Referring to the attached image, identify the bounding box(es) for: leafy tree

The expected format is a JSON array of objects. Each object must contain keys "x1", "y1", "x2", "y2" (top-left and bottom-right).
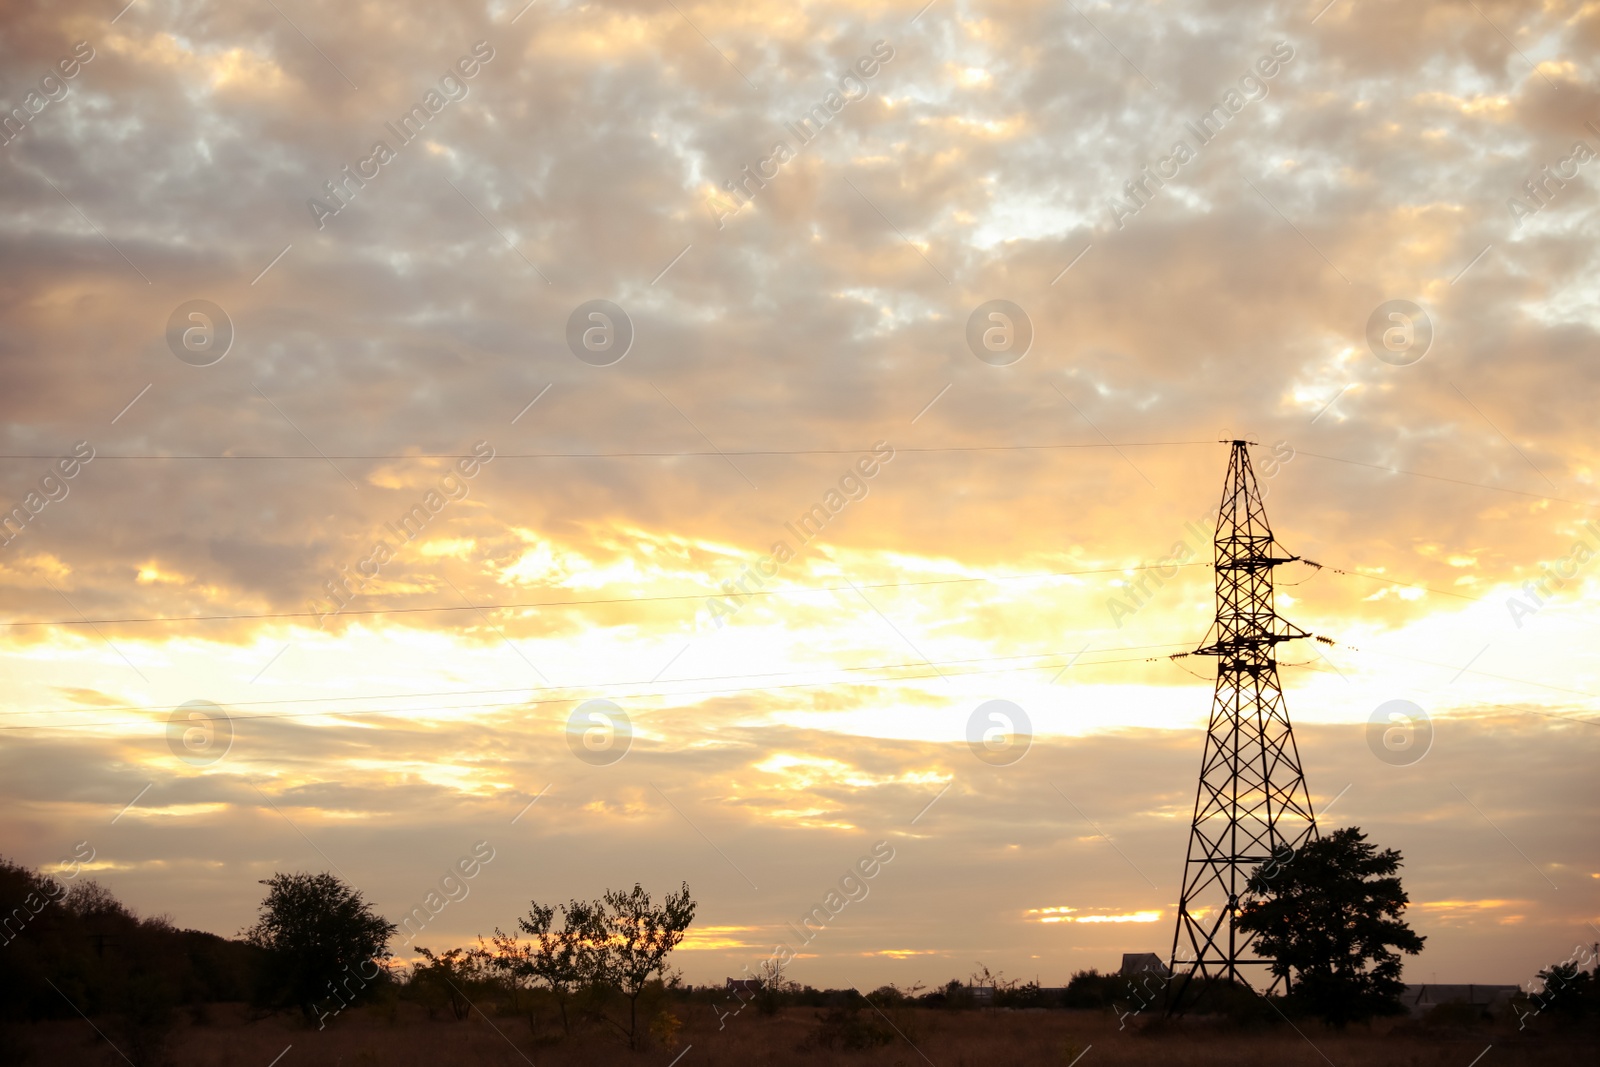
[
  {"x1": 242, "y1": 872, "x2": 397, "y2": 1022},
  {"x1": 489, "y1": 898, "x2": 606, "y2": 1034},
  {"x1": 1237, "y1": 826, "x2": 1425, "y2": 1026},
  {"x1": 486, "y1": 881, "x2": 695, "y2": 1047},
  {"x1": 1518, "y1": 952, "x2": 1600, "y2": 1027},
  {"x1": 596, "y1": 881, "x2": 696, "y2": 1049}
]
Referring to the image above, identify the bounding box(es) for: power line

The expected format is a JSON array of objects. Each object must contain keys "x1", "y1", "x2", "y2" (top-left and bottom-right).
[
  {"x1": 1301, "y1": 643, "x2": 1598, "y2": 728},
  {"x1": 0, "y1": 441, "x2": 1217, "y2": 461},
  {"x1": 1331, "y1": 642, "x2": 1600, "y2": 704},
  {"x1": 9, "y1": 442, "x2": 1592, "y2": 521},
  {"x1": 7, "y1": 642, "x2": 1192, "y2": 720},
  {"x1": 0, "y1": 555, "x2": 1477, "y2": 629},
  {"x1": 1296, "y1": 449, "x2": 1597, "y2": 510},
  {"x1": 1300, "y1": 559, "x2": 1485, "y2": 603},
  {"x1": 0, "y1": 643, "x2": 1195, "y2": 733},
  {"x1": 12, "y1": 628, "x2": 1597, "y2": 735},
  {"x1": 0, "y1": 563, "x2": 1211, "y2": 628},
  {"x1": 7, "y1": 441, "x2": 1589, "y2": 519}
]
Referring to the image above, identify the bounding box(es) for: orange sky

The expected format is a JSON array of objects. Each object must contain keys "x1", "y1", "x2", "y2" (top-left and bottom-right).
[{"x1": 0, "y1": 0, "x2": 1596, "y2": 988}]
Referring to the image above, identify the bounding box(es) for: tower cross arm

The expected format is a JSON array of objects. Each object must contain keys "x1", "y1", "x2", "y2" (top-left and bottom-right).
[{"x1": 1215, "y1": 554, "x2": 1301, "y2": 571}]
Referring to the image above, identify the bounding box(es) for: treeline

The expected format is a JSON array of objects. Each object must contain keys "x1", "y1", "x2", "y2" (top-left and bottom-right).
[
  {"x1": 236, "y1": 871, "x2": 700, "y2": 1051},
  {"x1": 5, "y1": 850, "x2": 1597, "y2": 1064},
  {"x1": 0, "y1": 857, "x2": 701, "y2": 1060},
  {"x1": 0, "y1": 857, "x2": 262, "y2": 1061}
]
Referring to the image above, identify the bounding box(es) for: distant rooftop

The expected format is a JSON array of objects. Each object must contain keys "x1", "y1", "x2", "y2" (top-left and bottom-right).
[{"x1": 1120, "y1": 952, "x2": 1170, "y2": 977}]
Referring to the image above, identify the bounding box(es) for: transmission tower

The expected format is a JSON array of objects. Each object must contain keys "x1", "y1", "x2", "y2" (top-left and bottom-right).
[{"x1": 1167, "y1": 440, "x2": 1318, "y2": 1007}]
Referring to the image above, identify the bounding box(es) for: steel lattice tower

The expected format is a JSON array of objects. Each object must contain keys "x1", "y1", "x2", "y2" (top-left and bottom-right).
[{"x1": 1167, "y1": 440, "x2": 1318, "y2": 1003}]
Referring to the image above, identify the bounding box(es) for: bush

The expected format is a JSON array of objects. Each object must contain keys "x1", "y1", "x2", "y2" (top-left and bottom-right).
[
  {"x1": 407, "y1": 947, "x2": 495, "y2": 1021},
  {"x1": 648, "y1": 1007, "x2": 683, "y2": 1050},
  {"x1": 1063, "y1": 969, "x2": 1126, "y2": 1010},
  {"x1": 920, "y1": 979, "x2": 972, "y2": 1009},
  {"x1": 801, "y1": 1001, "x2": 895, "y2": 1051},
  {"x1": 999, "y1": 979, "x2": 1055, "y2": 1009},
  {"x1": 110, "y1": 978, "x2": 178, "y2": 1067}
]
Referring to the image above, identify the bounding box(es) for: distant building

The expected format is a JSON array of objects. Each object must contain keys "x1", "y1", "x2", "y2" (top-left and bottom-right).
[
  {"x1": 1120, "y1": 952, "x2": 1170, "y2": 978},
  {"x1": 725, "y1": 977, "x2": 762, "y2": 996},
  {"x1": 1400, "y1": 984, "x2": 1519, "y2": 1017}
]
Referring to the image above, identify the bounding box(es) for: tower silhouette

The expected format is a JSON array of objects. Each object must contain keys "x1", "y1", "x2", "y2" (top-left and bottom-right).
[{"x1": 1167, "y1": 440, "x2": 1318, "y2": 1004}]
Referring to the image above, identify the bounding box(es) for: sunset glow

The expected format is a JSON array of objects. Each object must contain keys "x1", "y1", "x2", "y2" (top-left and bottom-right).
[{"x1": 1, "y1": 0, "x2": 1596, "y2": 999}]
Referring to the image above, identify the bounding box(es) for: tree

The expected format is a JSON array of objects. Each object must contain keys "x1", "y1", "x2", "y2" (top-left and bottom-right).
[
  {"x1": 969, "y1": 962, "x2": 1011, "y2": 1014},
  {"x1": 1518, "y1": 950, "x2": 1600, "y2": 1027},
  {"x1": 752, "y1": 955, "x2": 797, "y2": 1015},
  {"x1": 242, "y1": 872, "x2": 397, "y2": 1022},
  {"x1": 490, "y1": 898, "x2": 607, "y2": 1034},
  {"x1": 486, "y1": 881, "x2": 696, "y2": 1047},
  {"x1": 1236, "y1": 826, "x2": 1425, "y2": 1026},
  {"x1": 596, "y1": 881, "x2": 696, "y2": 1049},
  {"x1": 410, "y1": 946, "x2": 492, "y2": 1021}
]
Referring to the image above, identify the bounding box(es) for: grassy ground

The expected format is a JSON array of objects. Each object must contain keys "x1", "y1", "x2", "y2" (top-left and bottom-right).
[{"x1": 8, "y1": 1001, "x2": 1592, "y2": 1066}]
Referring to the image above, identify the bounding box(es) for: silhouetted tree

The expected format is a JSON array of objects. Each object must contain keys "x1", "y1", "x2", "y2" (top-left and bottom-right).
[
  {"x1": 1517, "y1": 951, "x2": 1600, "y2": 1027},
  {"x1": 597, "y1": 881, "x2": 695, "y2": 1049},
  {"x1": 485, "y1": 881, "x2": 695, "y2": 1046},
  {"x1": 490, "y1": 898, "x2": 606, "y2": 1034},
  {"x1": 969, "y1": 962, "x2": 1010, "y2": 1014},
  {"x1": 410, "y1": 946, "x2": 492, "y2": 1021},
  {"x1": 1237, "y1": 826, "x2": 1424, "y2": 1026},
  {"x1": 243, "y1": 872, "x2": 396, "y2": 1023},
  {"x1": 753, "y1": 956, "x2": 796, "y2": 1015}
]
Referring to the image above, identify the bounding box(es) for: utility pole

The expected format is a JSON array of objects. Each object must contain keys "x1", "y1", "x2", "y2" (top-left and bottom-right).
[{"x1": 1168, "y1": 440, "x2": 1318, "y2": 1010}]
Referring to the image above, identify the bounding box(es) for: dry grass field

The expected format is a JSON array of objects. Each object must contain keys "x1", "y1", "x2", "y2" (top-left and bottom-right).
[{"x1": 6, "y1": 1001, "x2": 1593, "y2": 1067}]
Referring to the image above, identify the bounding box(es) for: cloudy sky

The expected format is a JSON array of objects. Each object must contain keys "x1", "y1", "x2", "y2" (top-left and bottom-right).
[{"x1": 1, "y1": 0, "x2": 1597, "y2": 990}]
